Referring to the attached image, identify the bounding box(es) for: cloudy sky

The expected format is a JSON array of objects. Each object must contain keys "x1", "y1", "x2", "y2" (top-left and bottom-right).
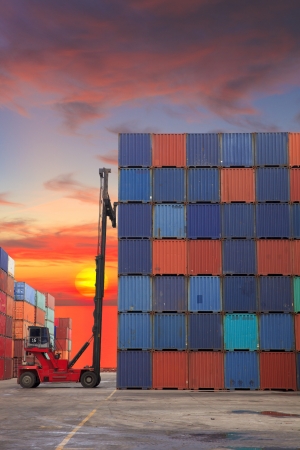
[{"x1": 1, "y1": 0, "x2": 300, "y2": 309}]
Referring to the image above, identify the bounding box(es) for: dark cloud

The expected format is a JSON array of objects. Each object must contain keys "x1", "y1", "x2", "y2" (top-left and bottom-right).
[
  {"x1": 54, "y1": 101, "x2": 102, "y2": 130},
  {"x1": 44, "y1": 173, "x2": 99, "y2": 204}
]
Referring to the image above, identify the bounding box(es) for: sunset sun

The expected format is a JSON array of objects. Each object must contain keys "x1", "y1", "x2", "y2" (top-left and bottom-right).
[{"x1": 75, "y1": 267, "x2": 108, "y2": 297}]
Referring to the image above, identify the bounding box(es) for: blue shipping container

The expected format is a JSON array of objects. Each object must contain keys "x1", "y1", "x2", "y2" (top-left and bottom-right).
[
  {"x1": 259, "y1": 276, "x2": 293, "y2": 312},
  {"x1": 187, "y1": 168, "x2": 220, "y2": 202},
  {"x1": 117, "y1": 351, "x2": 152, "y2": 389},
  {"x1": 225, "y1": 352, "x2": 259, "y2": 389},
  {"x1": 187, "y1": 204, "x2": 221, "y2": 239},
  {"x1": 188, "y1": 276, "x2": 221, "y2": 312},
  {"x1": 118, "y1": 313, "x2": 152, "y2": 349},
  {"x1": 119, "y1": 133, "x2": 151, "y2": 167},
  {"x1": 222, "y1": 204, "x2": 255, "y2": 238},
  {"x1": 223, "y1": 276, "x2": 257, "y2": 312},
  {"x1": 256, "y1": 203, "x2": 291, "y2": 238},
  {"x1": 153, "y1": 276, "x2": 187, "y2": 311},
  {"x1": 118, "y1": 276, "x2": 152, "y2": 312},
  {"x1": 224, "y1": 314, "x2": 258, "y2": 350},
  {"x1": 118, "y1": 240, "x2": 151, "y2": 275},
  {"x1": 14, "y1": 282, "x2": 36, "y2": 306},
  {"x1": 256, "y1": 168, "x2": 289, "y2": 202},
  {"x1": 260, "y1": 314, "x2": 294, "y2": 351},
  {"x1": 222, "y1": 240, "x2": 256, "y2": 275},
  {"x1": 119, "y1": 169, "x2": 151, "y2": 202},
  {"x1": 153, "y1": 168, "x2": 185, "y2": 202},
  {"x1": 188, "y1": 313, "x2": 223, "y2": 350},
  {"x1": 255, "y1": 132, "x2": 288, "y2": 166},
  {"x1": 118, "y1": 204, "x2": 152, "y2": 238},
  {"x1": 153, "y1": 204, "x2": 185, "y2": 238},
  {"x1": 221, "y1": 133, "x2": 254, "y2": 167},
  {"x1": 186, "y1": 133, "x2": 219, "y2": 167},
  {"x1": 153, "y1": 313, "x2": 186, "y2": 350},
  {"x1": 292, "y1": 204, "x2": 300, "y2": 238},
  {"x1": 0, "y1": 247, "x2": 8, "y2": 273}
]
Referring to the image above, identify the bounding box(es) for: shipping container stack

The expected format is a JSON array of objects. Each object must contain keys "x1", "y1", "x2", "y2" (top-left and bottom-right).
[
  {"x1": 54, "y1": 318, "x2": 72, "y2": 360},
  {"x1": 45, "y1": 293, "x2": 55, "y2": 345},
  {"x1": 0, "y1": 248, "x2": 15, "y2": 380},
  {"x1": 117, "y1": 132, "x2": 300, "y2": 390}
]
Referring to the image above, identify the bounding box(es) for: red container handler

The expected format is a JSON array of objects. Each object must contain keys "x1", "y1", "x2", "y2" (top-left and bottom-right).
[
  {"x1": 188, "y1": 240, "x2": 222, "y2": 275},
  {"x1": 289, "y1": 133, "x2": 300, "y2": 167},
  {"x1": 290, "y1": 169, "x2": 300, "y2": 201},
  {"x1": 152, "y1": 134, "x2": 186, "y2": 167},
  {"x1": 260, "y1": 352, "x2": 297, "y2": 390},
  {"x1": 153, "y1": 351, "x2": 188, "y2": 389},
  {"x1": 295, "y1": 315, "x2": 300, "y2": 351},
  {"x1": 0, "y1": 358, "x2": 4, "y2": 380},
  {"x1": 257, "y1": 240, "x2": 292, "y2": 275},
  {"x1": 189, "y1": 352, "x2": 224, "y2": 390},
  {"x1": 0, "y1": 291, "x2": 6, "y2": 315},
  {"x1": 221, "y1": 168, "x2": 255, "y2": 203},
  {"x1": 153, "y1": 240, "x2": 187, "y2": 275}
]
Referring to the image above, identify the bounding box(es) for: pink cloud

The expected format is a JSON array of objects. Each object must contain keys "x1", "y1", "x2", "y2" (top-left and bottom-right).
[
  {"x1": 0, "y1": 192, "x2": 22, "y2": 207},
  {"x1": 44, "y1": 173, "x2": 99, "y2": 204}
]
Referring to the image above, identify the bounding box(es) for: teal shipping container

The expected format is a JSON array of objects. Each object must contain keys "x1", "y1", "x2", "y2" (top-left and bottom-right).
[
  {"x1": 224, "y1": 314, "x2": 259, "y2": 351},
  {"x1": 36, "y1": 291, "x2": 46, "y2": 312}
]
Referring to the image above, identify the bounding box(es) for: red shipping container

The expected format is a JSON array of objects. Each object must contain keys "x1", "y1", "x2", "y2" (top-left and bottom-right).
[
  {"x1": 4, "y1": 358, "x2": 13, "y2": 379},
  {"x1": 0, "y1": 313, "x2": 6, "y2": 336},
  {"x1": 6, "y1": 275, "x2": 14, "y2": 297},
  {"x1": 260, "y1": 352, "x2": 297, "y2": 390},
  {"x1": 0, "y1": 336, "x2": 5, "y2": 356},
  {"x1": 152, "y1": 134, "x2": 186, "y2": 167},
  {"x1": 290, "y1": 168, "x2": 300, "y2": 201},
  {"x1": 289, "y1": 133, "x2": 300, "y2": 167},
  {"x1": 292, "y1": 241, "x2": 300, "y2": 275},
  {"x1": 15, "y1": 301, "x2": 35, "y2": 323},
  {"x1": 0, "y1": 269, "x2": 8, "y2": 294},
  {"x1": 35, "y1": 307, "x2": 45, "y2": 326},
  {"x1": 57, "y1": 318, "x2": 72, "y2": 328},
  {"x1": 257, "y1": 240, "x2": 292, "y2": 275},
  {"x1": 5, "y1": 316, "x2": 13, "y2": 338},
  {"x1": 0, "y1": 358, "x2": 4, "y2": 380},
  {"x1": 221, "y1": 168, "x2": 255, "y2": 203},
  {"x1": 153, "y1": 240, "x2": 187, "y2": 275},
  {"x1": 153, "y1": 351, "x2": 188, "y2": 389},
  {"x1": 55, "y1": 338, "x2": 68, "y2": 351},
  {"x1": 13, "y1": 339, "x2": 24, "y2": 358},
  {"x1": 5, "y1": 338, "x2": 13, "y2": 358},
  {"x1": 54, "y1": 318, "x2": 59, "y2": 327},
  {"x1": 189, "y1": 352, "x2": 224, "y2": 390},
  {"x1": 295, "y1": 314, "x2": 300, "y2": 351},
  {"x1": 6, "y1": 296, "x2": 14, "y2": 317},
  {"x1": 56, "y1": 327, "x2": 68, "y2": 339},
  {"x1": 13, "y1": 319, "x2": 32, "y2": 339},
  {"x1": 188, "y1": 240, "x2": 222, "y2": 275},
  {"x1": 68, "y1": 329, "x2": 72, "y2": 340},
  {"x1": 0, "y1": 291, "x2": 6, "y2": 315},
  {"x1": 45, "y1": 293, "x2": 55, "y2": 310}
]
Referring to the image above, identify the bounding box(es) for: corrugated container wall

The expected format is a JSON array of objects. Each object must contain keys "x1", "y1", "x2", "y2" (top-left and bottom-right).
[
  {"x1": 14, "y1": 282, "x2": 36, "y2": 306},
  {"x1": 117, "y1": 351, "x2": 151, "y2": 389},
  {"x1": 221, "y1": 168, "x2": 255, "y2": 202},
  {"x1": 186, "y1": 133, "x2": 219, "y2": 167},
  {"x1": 118, "y1": 204, "x2": 152, "y2": 238},
  {"x1": 153, "y1": 168, "x2": 185, "y2": 202},
  {"x1": 153, "y1": 240, "x2": 187, "y2": 275},
  {"x1": 188, "y1": 276, "x2": 221, "y2": 312},
  {"x1": 289, "y1": 133, "x2": 300, "y2": 167},
  {"x1": 118, "y1": 313, "x2": 152, "y2": 350},
  {"x1": 189, "y1": 352, "x2": 224, "y2": 389},
  {"x1": 224, "y1": 314, "x2": 258, "y2": 351},
  {"x1": 259, "y1": 314, "x2": 294, "y2": 351},
  {"x1": 153, "y1": 276, "x2": 187, "y2": 312},
  {"x1": 222, "y1": 204, "x2": 255, "y2": 238},
  {"x1": 258, "y1": 276, "x2": 293, "y2": 312},
  {"x1": 225, "y1": 352, "x2": 259, "y2": 389},
  {"x1": 256, "y1": 168, "x2": 289, "y2": 202},
  {"x1": 152, "y1": 134, "x2": 186, "y2": 167},
  {"x1": 188, "y1": 313, "x2": 222, "y2": 350},
  {"x1": 188, "y1": 240, "x2": 222, "y2": 275},
  {"x1": 257, "y1": 240, "x2": 292, "y2": 275},
  {"x1": 118, "y1": 169, "x2": 151, "y2": 202},
  {"x1": 118, "y1": 276, "x2": 152, "y2": 312},
  {"x1": 255, "y1": 132, "x2": 288, "y2": 166},
  {"x1": 119, "y1": 240, "x2": 151, "y2": 275},
  {"x1": 153, "y1": 313, "x2": 186, "y2": 350},
  {"x1": 152, "y1": 351, "x2": 188, "y2": 389},
  {"x1": 0, "y1": 248, "x2": 8, "y2": 273},
  {"x1": 260, "y1": 353, "x2": 297, "y2": 390},
  {"x1": 118, "y1": 133, "x2": 151, "y2": 167},
  {"x1": 221, "y1": 133, "x2": 254, "y2": 167},
  {"x1": 223, "y1": 276, "x2": 257, "y2": 312},
  {"x1": 256, "y1": 204, "x2": 291, "y2": 238},
  {"x1": 292, "y1": 204, "x2": 300, "y2": 238},
  {"x1": 188, "y1": 168, "x2": 220, "y2": 202},
  {"x1": 187, "y1": 204, "x2": 221, "y2": 239},
  {"x1": 153, "y1": 204, "x2": 185, "y2": 238},
  {"x1": 222, "y1": 240, "x2": 256, "y2": 275},
  {"x1": 290, "y1": 169, "x2": 300, "y2": 202}
]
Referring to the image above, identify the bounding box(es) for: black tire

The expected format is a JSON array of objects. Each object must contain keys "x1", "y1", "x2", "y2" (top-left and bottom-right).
[
  {"x1": 19, "y1": 372, "x2": 36, "y2": 388},
  {"x1": 80, "y1": 371, "x2": 98, "y2": 388},
  {"x1": 94, "y1": 374, "x2": 101, "y2": 387},
  {"x1": 32, "y1": 380, "x2": 40, "y2": 388}
]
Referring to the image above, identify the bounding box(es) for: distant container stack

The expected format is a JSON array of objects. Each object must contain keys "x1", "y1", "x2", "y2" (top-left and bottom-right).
[
  {"x1": 54, "y1": 318, "x2": 72, "y2": 360},
  {"x1": 0, "y1": 248, "x2": 15, "y2": 380},
  {"x1": 117, "y1": 132, "x2": 300, "y2": 390}
]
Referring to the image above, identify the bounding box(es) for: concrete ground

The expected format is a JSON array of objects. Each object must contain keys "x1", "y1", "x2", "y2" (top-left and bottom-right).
[{"x1": 0, "y1": 374, "x2": 299, "y2": 450}]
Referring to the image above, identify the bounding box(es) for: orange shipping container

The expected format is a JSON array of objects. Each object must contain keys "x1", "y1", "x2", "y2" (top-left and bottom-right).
[
  {"x1": 153, "y1": 240, "x2": 187, "y2": 275},
  {"x1": 7, "y1": 276, "x2": 14, "y2": 297},
  {"x1": 153, "y1": 351, "x2": 188, "y2": 389},
  {"x1": 35, "y1": 307, "x2": 45, "y2": 326},
  {"x1": 6, "y1": 296, "x2": 14, "y2": 318},
  {"x1": 56, "y1": 338, "x2": 68, "y2": 351},
  {"x1": 221, "y1": 168, "x2": 255, "y2": 202},
  {"x1": 189, "y1": 352, "x2": 224, "y2": 390},
  {"x1": 293, "y1": 241, "x2": 300, "y2": 275},
  {"x1": 290, "y1": 168, "x2": 300, "y2": 202},
  {"x1": 257, "y1": 240, "x2": 292, "y2": 275},
  {"x1": 289, "y1": 133, "x2": 300, "y2": 167},
  {"x1": 152, "y1": 134, "x2": 186, "y2": 167},
  {"x1": 5, "y1": 338, "x2": 13, "y2": 359},
  {"x1": 45, "y1": 293, "x2": 55, "y2": 310},
  {"x1": 260, "y1": 352, "x2": 296, "y2": 390},
  {"x1": 13, "y1": 319, "x2": 33, "y2": 339},
  {"x1": 14, "y1": 301, "x2": 35, "y2": 323},
  {"x1": 295, "y1": 314, "x2": 300, "y2": 351},
  {"x1": 56, "y1": 327, "x2": 68, "y2": 339},
  {"x1": 188, "y1": 240, "x2": 222, "y2": 275}
]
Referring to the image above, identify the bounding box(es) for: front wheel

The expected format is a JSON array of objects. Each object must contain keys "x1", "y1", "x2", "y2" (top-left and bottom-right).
[
  {"x1": 94, "y1": 374, "x2": 101, "y2": 387},
  {"x1": 19, "y1": 371, "x2": 36, "y2": 388},
  {"x1": 80, "y1": 371, "x2": 98, "y2": 388}
]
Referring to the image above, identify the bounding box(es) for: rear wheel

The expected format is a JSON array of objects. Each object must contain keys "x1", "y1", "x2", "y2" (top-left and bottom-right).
[
  {"x1": 80, "y1": 371, "x2": 98, "y2": 388},
  {"x1": 32, "y1": 380, "x2": 40, "y2": 388},
  {"x1": 19, "y1": 371, "x2": 36, "y2": 388}
]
